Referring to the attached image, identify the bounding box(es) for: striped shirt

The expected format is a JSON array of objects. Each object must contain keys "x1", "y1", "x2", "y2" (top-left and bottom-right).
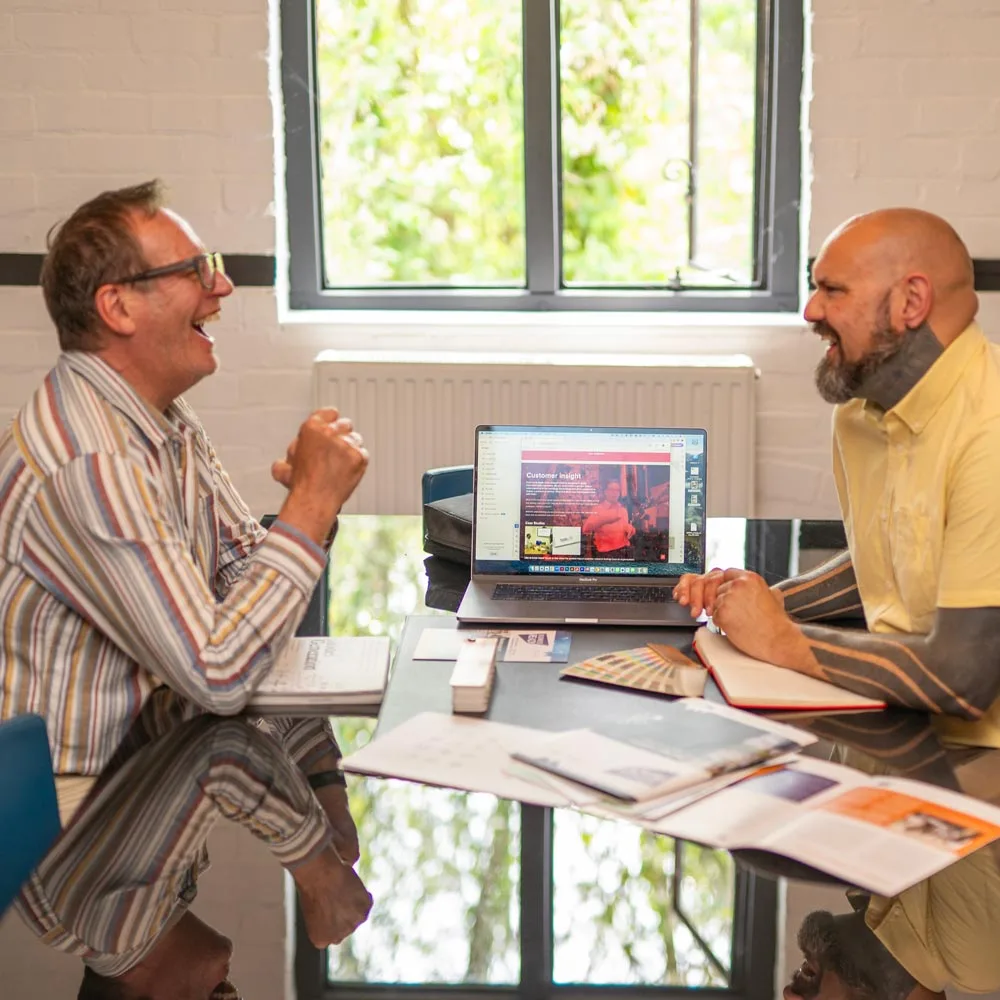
[{"x1": 0, "y1": 351, "x2": 328, "y2": 777}]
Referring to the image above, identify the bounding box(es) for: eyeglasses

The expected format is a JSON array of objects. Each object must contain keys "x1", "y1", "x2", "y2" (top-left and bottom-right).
[{"x1": 113, "y1": 252, "x2": 227, "y2": 291}]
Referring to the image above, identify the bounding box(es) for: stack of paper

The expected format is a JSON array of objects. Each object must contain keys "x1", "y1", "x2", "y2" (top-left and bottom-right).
[
  {"x1": 450, "y1": 636, "x2": 499, "y2": 714},
  {"x1": 249, "y1": 636, "x2": 391, "y2": 715}
]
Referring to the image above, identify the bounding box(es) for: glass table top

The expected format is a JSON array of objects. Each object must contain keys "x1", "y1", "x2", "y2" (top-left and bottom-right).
[{"x1": 317, "y1": 515, "x2": 1000, "y2": 991}]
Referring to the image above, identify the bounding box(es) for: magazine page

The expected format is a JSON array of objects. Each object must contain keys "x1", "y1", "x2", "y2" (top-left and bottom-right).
[
  {"x1": 651, "y1": 756, "x2": 1000, "y2": 896},
  {"x1": 511, "y1": 729, "x2": 713, "y2": 803},
  {"x1": 600, "y1": 697, "x2": 816, "y2": 769},
  {"x1": 512, "y1": 700, "x2": 816, "y2": 804}
]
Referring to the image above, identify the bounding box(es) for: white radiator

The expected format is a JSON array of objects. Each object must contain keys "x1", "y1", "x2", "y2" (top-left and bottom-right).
[{"x1": 313, "y1": 357, "x2": 757, "y2": 516}]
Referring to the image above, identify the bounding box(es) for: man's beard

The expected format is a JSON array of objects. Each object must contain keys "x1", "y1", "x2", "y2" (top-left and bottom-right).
[
  {"x1": 791, "y1": 910, "x2": 875, "y2": 1000},
  {"x1": 813, "y1": 296, "x2": 903, "y2": 404},
  {"x1": 790, "y1": 909, "x2": 914, "y2": 1000}
]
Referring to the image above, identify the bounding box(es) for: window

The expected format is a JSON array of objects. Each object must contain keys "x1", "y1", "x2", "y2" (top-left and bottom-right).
[
  {"x1": 280, "y1": 0, "x2": 802, "y2": 312},
  {"x1": 294, "y1": 516, "x2": 779, "y2": 1000}
]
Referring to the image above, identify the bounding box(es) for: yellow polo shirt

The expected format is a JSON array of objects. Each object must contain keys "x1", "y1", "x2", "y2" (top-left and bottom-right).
[
  {"x1": 866, "y1": 842, "x2": 1000, "y2": 992},
  {"x1": 832, "y1": 322, "x2": 1000, "y2": 745},
  {"x1": 862, "y1": 750, "x2": 1000, "y2": 992}
]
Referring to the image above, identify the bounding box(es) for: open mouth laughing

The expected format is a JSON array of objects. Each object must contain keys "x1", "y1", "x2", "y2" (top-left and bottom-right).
[
  {"x1": 813, "y1": 322, "x2": 841, "y2": 360},
  {"x1": 192, "y1": 310, "x2": 221, "y2": 343},
  {"x1": 784, "y1": 957, "x2": 821, "y2": 1000}
]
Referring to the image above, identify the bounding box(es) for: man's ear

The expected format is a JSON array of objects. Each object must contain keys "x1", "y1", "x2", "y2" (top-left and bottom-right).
[
  {"x1": 898, "y1": 272, "x2": 933, "y2": 330},
  {"x1": 94, "y1": 284, "x2": 138, "y2": 338}
]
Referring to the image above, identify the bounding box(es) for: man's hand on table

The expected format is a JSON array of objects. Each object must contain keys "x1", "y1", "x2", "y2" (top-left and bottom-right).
[{"x1": 674, "y1": 568, "x2": 816, "y2": 672}]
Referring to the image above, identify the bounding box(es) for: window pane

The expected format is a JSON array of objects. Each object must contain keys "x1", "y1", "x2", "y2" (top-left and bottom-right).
[
  {"x1": 328, "y1": 746, "x2": 522, "y2": 985},
  {"x1": 552, "y1": 812, "x2": 734, "y2": 985},
  {"x1": 314, "y1": 0, "x2": 525, "y2": 287},
  {"x1": 559, "y1": 0, "x2": 758, "y2": 287},
  {"x1": 326, "y1": 515, "x2": 447, "y2": 644},
  {"x1": 706, "y1": 517, "x2": 747, "y2": 572}
]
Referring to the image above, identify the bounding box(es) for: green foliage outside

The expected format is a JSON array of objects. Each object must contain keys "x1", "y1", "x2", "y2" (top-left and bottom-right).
[
  {"x1": 315, "y1": 0, "x2": 757, "y2": 290},
  {"x1": 324, "y1": 516, "x2": 736, "y2": 986}
]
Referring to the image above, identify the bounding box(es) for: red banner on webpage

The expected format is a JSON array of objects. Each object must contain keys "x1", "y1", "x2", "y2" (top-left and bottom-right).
[
  {"x1": 521, "y1": 450, "x2": 670, "y2": 464},
  {"x1": 518, "y1": 460, "x2": 675, "y2": 563}
]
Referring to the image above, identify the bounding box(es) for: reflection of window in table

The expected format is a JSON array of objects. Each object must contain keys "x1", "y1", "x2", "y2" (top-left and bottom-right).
[{"x1": 294, "y1": 516, "x2": 776, "y2": 1000}]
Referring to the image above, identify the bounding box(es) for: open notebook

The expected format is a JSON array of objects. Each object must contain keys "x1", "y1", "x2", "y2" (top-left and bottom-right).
[
  {"x1": 249, "y1": 636, "x2": 391, "y2": 715},
  {"x1": 693, "y1": 627, "x2": 885, "y2": 712}
]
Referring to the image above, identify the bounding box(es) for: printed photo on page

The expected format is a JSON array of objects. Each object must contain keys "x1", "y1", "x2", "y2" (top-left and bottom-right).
[
  {"x1": 413, "y1": 627, "x2": 571, "y2": 663},
  {"x1": 501, "y1": 630, "x2": 572, "y2": 663}
]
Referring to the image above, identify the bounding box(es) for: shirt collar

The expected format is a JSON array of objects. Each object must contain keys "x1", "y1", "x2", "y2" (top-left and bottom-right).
[
  {"x1": 60, "y1": 351, "x2": 199, "y2": 447},
  {"x1": 873, "y1": 322, "x2": 986, "y2": 434}
]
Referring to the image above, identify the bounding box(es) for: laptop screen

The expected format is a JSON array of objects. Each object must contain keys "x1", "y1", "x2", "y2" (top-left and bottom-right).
[{"x1": 472, "y1": 425, "x2": 707, "y2": 578}]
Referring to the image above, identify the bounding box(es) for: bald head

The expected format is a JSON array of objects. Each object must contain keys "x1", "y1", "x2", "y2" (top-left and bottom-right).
[{"x1": 819, "y1": 208, "x2": 976, "y2": 342}]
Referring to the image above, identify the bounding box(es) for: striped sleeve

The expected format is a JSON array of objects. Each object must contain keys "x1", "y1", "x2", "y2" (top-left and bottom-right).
[
  {"x1": 776, "y1": 549, "x2": 867, "y2": 623},
  {"x1": 208, "y1": 436, "x2": 267, "y2": 597},
  {"x1": 23, "y1": 453, "x2": 326, "y2": 715},
  {"x1": 265, "y1": 715, "x2": 341, "y2": 770},
  {"x1": 799, "y1": 606, "x2": 1000, "y2": 719}
]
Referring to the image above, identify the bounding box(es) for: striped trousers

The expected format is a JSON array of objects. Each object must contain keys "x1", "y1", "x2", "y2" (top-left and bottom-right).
[{"x1": 15, "y1": 712, "x2": 333, "y2": 979}]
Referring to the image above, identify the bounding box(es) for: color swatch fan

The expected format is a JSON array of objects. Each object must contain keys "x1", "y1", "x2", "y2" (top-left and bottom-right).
[{"x1": 560, "y1": 645, "x2": 707, "y2": 698}]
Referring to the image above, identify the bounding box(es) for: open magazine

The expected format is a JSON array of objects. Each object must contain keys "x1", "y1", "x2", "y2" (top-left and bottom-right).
[
  {"x1": 342, "y1": 704, "x2": 1000, "y2": 895},
  {"x1": 512, "y1": 697, "x2": 812, "y2": 802},
  {"x1": 648, "y1": 755, "x2": 1000, "y2": 897}
]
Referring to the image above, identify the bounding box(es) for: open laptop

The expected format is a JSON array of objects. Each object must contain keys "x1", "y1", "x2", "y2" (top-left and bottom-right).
[{"x1": 456, "y1": 425, "x2": 708, "y2": 626}]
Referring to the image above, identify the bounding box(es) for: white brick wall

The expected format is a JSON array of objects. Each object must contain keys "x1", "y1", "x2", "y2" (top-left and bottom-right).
[{"x1": 2, "y1": 0, "x2": 1000, "y2": 996}]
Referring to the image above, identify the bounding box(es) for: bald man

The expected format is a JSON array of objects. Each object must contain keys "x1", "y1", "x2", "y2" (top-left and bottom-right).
[{"x1": 675, "y1": 208, "x2": 1000, "y2": 747}]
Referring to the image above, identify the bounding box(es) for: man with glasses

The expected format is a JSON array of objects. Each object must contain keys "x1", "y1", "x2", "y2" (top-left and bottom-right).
[{"x1": 0, "y1": 180, "x2": 372, "y2": 999}]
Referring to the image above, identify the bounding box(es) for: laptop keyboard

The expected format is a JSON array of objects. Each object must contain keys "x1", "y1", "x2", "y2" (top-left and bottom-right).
[{"x1": 492, "y1": 584, "x2": 675, "y2": 604}]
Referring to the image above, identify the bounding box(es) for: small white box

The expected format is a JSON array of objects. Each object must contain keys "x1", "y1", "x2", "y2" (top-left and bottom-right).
[{"x1": 450, "y1": 636, "x2": 499, "y2": 714}]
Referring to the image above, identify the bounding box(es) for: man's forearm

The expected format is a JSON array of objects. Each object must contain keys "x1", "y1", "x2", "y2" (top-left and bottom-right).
[
  {"x1": 798, "y1": 712, "x2": 959, "y2": 789},
  {"x1": 791, "y1": 607, "x2": 1000, "y2": 719},
  {"x1": 775, "y1": 549, "x2": 866, "y2": 624}
]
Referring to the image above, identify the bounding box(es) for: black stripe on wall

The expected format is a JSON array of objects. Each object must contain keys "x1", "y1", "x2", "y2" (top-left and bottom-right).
[
  {"x1": 805, "y1": 258, "x2": 1000, "y2": 293},
  {"x1": 0, "y1": 253, "x2": 276, "y2": 288},
  {"x1": 974, "y1": 260, "x2": 1000, "y2": 291},
  {"x1": 3, "y1": 253, "x2": 1000, "y2": 292}
]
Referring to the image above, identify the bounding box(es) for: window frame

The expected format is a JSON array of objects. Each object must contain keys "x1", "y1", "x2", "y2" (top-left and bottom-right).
[
  {"x1": 280, "y1": 0, "x2": 803, "y2": 313},
  {"x1": 294, "y1": 805, "x2": 779, "y2": 1000}
]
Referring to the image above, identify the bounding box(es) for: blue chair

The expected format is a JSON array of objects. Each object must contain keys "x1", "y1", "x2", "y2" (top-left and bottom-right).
[
  {"x1": 0, "y1": 714, "x2": 61, "y2": 917},
  {"x1": 421, "y1": 465, "x2": 473, "y2": 506}
]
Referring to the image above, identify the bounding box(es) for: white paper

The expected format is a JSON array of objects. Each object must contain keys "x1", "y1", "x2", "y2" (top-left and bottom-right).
[
  {"x1": 413, "y1": 627, "x2": 571, "y2": 663},
  {"x1": 342, "y1": 712, "x2": 572, "y2": 808}
]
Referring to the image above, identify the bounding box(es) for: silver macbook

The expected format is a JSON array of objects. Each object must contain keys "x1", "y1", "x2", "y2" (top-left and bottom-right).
[{"x1": 456, "y1": 425, "x2": 708, "y2": 626}]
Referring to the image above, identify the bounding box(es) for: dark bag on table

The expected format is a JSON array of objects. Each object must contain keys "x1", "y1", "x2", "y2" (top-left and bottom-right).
[{"x1": 422, "y1": 493, "x2": 473, "y2": 565}]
